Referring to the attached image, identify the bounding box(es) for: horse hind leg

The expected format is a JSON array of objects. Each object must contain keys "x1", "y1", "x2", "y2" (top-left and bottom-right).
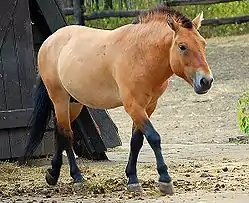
[
  {"x1": 45, "y1": 120, "x2": 64, "y2": 185},
  {"x1": 45, "y1": 91, "x2": 83, "y2": 185},
  {"x1": 67, "y1": 102, "x2": 84, "y2": 185}
]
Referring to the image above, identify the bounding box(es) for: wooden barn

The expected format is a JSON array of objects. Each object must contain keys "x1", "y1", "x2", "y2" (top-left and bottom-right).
[{"x1": 0, "y1": 0, "x2": 121, "y2": 161}]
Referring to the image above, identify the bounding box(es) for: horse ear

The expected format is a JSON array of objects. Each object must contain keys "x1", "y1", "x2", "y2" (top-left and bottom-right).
[
  {"x1": 192, "y1": 11, "x2": 204, "y2": 30},
  {"x1": 167, "y1": 15, "x2": 179, "y2": 33}
]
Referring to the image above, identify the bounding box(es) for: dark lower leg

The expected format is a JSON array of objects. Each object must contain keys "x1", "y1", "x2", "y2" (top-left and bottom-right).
[
  {"x1": 46, "y1": 132, "x2": 64, "y2": 185},
  {"x1": 142, "y1": 119, "x2": 171, "y2": 183},
  {"x1": 65, "y1": 146, "x2": 82, "y2": 183},
  {"x1": 59, "y1": 129, "x2": 82, "y2": 183},
  {"x1": 125, "y1": 124, "x2": 144, "y2": 185},
  {"x1": 51, "y1": 133, "x2": 64, "y2": 175},
  {"x1": 54, "y1": 127, "x2": 82, "y2": 183}
]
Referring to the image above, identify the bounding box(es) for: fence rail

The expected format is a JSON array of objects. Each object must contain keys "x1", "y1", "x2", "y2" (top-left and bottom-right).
[
  {"x1": 158, "y1": 0, "x2": 242, "y2": 6},
  {"x1": 62, "y1": 0, "x2": 249, "y2": 27}
]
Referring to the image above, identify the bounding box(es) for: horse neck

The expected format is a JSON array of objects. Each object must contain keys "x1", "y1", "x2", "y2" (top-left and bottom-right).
[{"x1": 131, "y1": 22, "x2": 174, "y2": 82}]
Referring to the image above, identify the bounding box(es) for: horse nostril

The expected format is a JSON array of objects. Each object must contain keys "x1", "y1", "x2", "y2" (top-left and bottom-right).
[
  {"x1": 200, "y1": 77, "x2": 213, "y2": 88},
  {"x1": 200, "y1": 78, "x2": 208, "y2": 86}
]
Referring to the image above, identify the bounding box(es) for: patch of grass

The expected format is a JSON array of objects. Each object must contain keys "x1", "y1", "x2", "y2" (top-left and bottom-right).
[{"x1": 237, "y1": 91, "x2": 249, "y2": 135}]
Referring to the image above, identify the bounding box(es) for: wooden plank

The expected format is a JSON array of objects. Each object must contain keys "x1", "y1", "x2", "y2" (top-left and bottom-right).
[
  {"x1": 1, "y1": 22, "x2": 22, "y2": 110},
  {"x1": 32, "y1": 23, "x2": 47, "y2": 58},
  {"x1": 29, "y1": 0, "x2": 52, "y2": 39},
  {"x1": 13, "y1": 0, "x2": 36, "y2": 108},
  {"x1": 84, "y1": 9, "x2": 141, "y2": 20},
  {"x1": 9, "y1": 129, "x2": 54, "y2": 159},
  {"x1": 0, "y1": 130, "x2": 11, "y2": 159},
  {"x1": 163, "y1": 0, "x2": 242, "y2": 6},
  {"x1": 43, "y1": 131, "x2": 55, "y2": 155},
  {"x1": 72, "y1": 120, "x2": 94, "y2": 158},
  {"x1": 78, "y1": 11, "x2": 249, "y2": 27},
  {"x1": 9, "y1": 128, "x2": 34, "y2": 158},
  {"x1": 73, "y1": 117, "x2": 108, "y2": 160},
  {"x1": 73, "y1": 0, "x2": 84, "y2": 25},
  {"x1": 76, "y1": 106, "x2": 107, "y2": 153},
  {"x1": 0, "y1": 108, "x2": 55, "y2": 130},
  {"x1": 32, "y1": 134, "x2": 44, "y2": 157},
  {"x1": 0, "y1": 0, "x2": 18, "y2": 49},
  {"x1": 202, "y1": 15, "x2": 249, "y2": 26},
  {"x1": 72, "y1": 116, "x2": 96, "y2": 155},
  {"x1": 35, "y1": 0, "x2": 67, "y2": 33},
  {"x1": 62, "y1": 7, "x2": 74, "y2": 15},
  {"x1": 1, "y1": 128, "x2": 54, "y2": 160},
  {"x1": 88, "y1": 108, "x2": 121, "y2": 149},
  {"x1": 0, "y1": 0, "x2": 13, "y2": 111},
  {"x1": 0, "y1": 53, "x2": 6, "y2": 111},
  {"x1": 0, "y1": 109, "x2": 32, "y2": 130}
]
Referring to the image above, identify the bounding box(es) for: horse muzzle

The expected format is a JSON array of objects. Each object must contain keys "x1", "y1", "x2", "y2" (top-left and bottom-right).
[{"x1": 193, "y1": 72, "x2": 214, "y2": 94}]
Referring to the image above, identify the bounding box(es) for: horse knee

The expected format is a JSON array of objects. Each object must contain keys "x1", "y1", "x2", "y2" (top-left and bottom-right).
[
  {"x1": 142, "y1": 119, "x2": 161, "y2": 149},
  {"x1": 124, "y1": 103, "x2": 148, "y2": 128},
  {"x1": 57, "y1": 126, "x2": 73, "y2": 140},
  {"x1": 54, "y1": 102, "x2": 73, "y2": 139}
]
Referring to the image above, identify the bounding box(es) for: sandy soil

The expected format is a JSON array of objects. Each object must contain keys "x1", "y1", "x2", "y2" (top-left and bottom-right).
[{"x1": 0, "y1": 34, "x2": 249, "y2": 202}]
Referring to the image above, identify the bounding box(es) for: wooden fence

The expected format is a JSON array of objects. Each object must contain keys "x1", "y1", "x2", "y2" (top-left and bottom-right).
[{"x1": 61, "y1": 0, "x2": 249, "y2": 27}]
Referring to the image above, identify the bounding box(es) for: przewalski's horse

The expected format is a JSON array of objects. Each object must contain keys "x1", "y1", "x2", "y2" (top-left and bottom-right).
[{"x1": 20, "y1": 4, "x2": 213, "y2": 195}]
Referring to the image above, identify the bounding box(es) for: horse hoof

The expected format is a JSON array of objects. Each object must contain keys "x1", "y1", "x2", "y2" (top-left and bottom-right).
[
  {"x1": 127, "y1": 183, "x2": 143, "y2": 193},
  {"x1": 45, "y1": 169, "x2": 58, "y2": 186},
  {"x1": 73, "y1": 181, "x2": 83, "y2": 188},
  {"x1": 158, "y1": 181, "x2": 174, "y2": 195}
]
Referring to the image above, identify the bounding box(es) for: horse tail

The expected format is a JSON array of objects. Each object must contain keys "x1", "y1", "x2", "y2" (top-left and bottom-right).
[{"x1": 18, "y1": 76, "x2": 53, "y2": 165}]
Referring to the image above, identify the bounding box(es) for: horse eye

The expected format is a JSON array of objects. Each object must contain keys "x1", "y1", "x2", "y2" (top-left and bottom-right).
[{"x1": 179, "y1": 44, "x2": 187, "y2": 51}]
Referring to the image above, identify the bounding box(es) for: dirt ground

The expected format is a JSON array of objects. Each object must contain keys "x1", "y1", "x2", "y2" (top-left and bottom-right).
[{"x1": 0, "y1": 34, "x2": 249, "y2": 202}]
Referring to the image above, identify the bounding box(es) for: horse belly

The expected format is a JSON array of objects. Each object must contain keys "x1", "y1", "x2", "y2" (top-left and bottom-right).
[
  {"x1": 62, "y1": 76, "x2": 122, "y2": 109},
  {"x1": 78, "y1": 86, "x2": 122, "y2": 109}
]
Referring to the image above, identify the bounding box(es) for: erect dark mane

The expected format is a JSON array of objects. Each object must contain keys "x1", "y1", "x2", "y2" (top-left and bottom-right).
[{"x1": 133, "y1": 3, "x2": 193, "y2": 29}]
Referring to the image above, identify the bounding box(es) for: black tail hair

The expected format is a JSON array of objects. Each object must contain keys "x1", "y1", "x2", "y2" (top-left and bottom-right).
[{"x1": 18, "y1": 76, "x2": 53, "y2": 165}]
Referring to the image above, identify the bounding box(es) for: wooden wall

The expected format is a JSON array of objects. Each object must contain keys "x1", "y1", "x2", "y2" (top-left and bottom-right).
[{"x1": 0, "y1": 0, "x2": 54, "y2": 159}]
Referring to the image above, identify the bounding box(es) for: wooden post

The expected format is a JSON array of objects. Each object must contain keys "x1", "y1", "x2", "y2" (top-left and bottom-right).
[{"x1": 73, "y1": 0, "x2": 84, "y2": 25}]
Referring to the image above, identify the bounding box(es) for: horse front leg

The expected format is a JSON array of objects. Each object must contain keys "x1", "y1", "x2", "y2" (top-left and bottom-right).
[
  {"x1": 125, "y1": 123, "x2": 144, "y2": 192},
  {"x1": 124, "y1": 99, "x2": 173, "y2": 195},
  {"x1": 125, "y1": 103, "x2": 157, "y2": 192},
  {"x1": 142, "y1": 119, "x2": 173, "y2": 195}
]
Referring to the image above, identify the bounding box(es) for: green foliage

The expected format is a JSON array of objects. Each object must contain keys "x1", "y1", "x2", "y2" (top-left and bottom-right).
[
  {"x1": 65, "y1": 15, "x2": 75, "y2": 24},
  {"x1": 237, "y1": 91, "x2": 249, "y2": 135},
  {"x1": 65, "y1": 0, "x2": 249, "y2": 37},
  {"x1": 85, "y1": 17, "x2": 132, "y2": 30},
  {"x1": 177, "y1": 0, "x2": 249, "y2": 38}
]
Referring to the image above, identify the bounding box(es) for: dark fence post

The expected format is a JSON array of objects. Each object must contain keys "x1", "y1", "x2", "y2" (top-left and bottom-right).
[{"x1": 73, "y1": 0, "x2": 85, "y2": 25}]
